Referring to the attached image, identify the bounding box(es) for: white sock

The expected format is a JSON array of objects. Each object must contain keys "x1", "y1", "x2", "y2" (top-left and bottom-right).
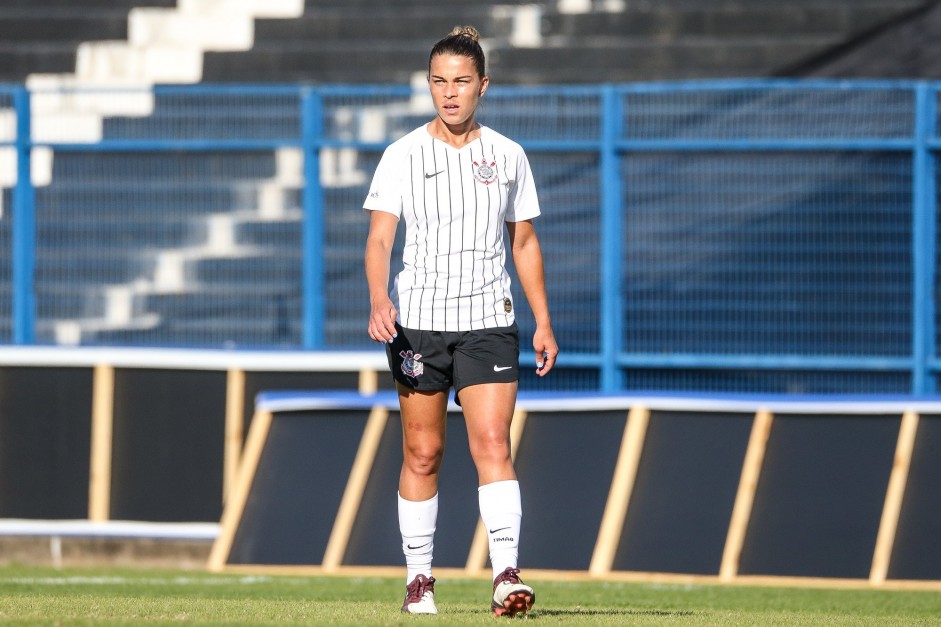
[
  {"x1": 398, "y1": 492, "x2": 437, "y2": 583},
  {"x1": 478, "y1": 479, "x2": 522, "y2": 580}
]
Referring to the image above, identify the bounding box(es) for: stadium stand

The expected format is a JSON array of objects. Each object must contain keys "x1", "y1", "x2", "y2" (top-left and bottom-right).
[
  {"x1": 201, "y1": 0, "x2": 929, "y2": 84},
  {"x1": 0, "y1": 0, "x2": 177, "y2": 83},
  {"x1": 0, "y1": 0, "x2": 936, "y2": 348},
  {"x1": 802, "y1": 1, "x2": 941, "y2": 77}
]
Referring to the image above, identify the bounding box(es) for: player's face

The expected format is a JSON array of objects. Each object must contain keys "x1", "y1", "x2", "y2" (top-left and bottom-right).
[{"x1": 428, "y1": 54, "x2": 489, "y2": 129}]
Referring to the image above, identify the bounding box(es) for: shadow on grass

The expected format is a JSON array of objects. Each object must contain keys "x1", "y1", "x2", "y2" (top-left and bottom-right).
[{"x1": 534, "y1": 608, "x2": 697, "y2": 618}]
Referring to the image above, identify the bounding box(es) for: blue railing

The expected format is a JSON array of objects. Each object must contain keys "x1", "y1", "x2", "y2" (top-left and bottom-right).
[{"x1": 0, "y1": 79, "x2": 937, "y2": 394}]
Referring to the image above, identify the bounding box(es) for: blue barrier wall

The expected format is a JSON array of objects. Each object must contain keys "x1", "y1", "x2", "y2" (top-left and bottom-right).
[{"x1": 0, "y1": 80, "x2": 938, "y2": 394}]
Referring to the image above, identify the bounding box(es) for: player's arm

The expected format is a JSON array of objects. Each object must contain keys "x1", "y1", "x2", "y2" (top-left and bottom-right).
[
  {"x1": 507, "y1": 219, "x2": 558, "y2": 375},
  {"x1": 365, "y1": 210, "x2": 399, "y2": 343}
]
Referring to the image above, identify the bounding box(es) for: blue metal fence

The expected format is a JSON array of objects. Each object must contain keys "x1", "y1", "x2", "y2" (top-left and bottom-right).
[{"x1": 0, "y1": 79, "x2": 938, "y2": 394}]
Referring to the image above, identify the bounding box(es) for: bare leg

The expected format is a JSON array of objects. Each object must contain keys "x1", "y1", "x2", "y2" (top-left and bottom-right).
[
  {"x1": 459, "y1": 381, "x2": 518, "y2": 485},
  {"x1": 397, "y1": 384, "x2": 448, "y2": 501},
  {"x1": 459, "y1": 381, "x2": 533, "y2": 615},
  {"x1": 397, "y1": 384, "x2": 448, "y2": 603}
]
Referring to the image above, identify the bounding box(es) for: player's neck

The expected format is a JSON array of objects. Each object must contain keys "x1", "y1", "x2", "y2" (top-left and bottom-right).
[{"x1": 427, "y1": 119, "x2": 481, "y2": 149}]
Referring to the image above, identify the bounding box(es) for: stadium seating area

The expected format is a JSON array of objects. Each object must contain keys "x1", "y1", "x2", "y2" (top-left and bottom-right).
[
  {"x1": 0, "y1": 0, "x2": 936, "y2": 349},
  {"x1": 203, "y1": 0, "x2": 929, "y2": 84},
  {"x1": 1, "y1": 0, "x2": 932, "y2": 85},
  {"x1": 0, "y1": 0, "x2": 177, "y2": 83}
]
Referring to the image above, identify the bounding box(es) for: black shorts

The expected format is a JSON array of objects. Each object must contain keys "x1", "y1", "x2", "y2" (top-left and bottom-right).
[{"x1": 386, "y1": 322, "x2": 519, "y2": 395}]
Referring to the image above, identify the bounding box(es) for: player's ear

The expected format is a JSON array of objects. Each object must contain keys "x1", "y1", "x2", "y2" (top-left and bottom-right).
[{"x1": 479, "y1": 75, "x2": 489, "y2": 97}]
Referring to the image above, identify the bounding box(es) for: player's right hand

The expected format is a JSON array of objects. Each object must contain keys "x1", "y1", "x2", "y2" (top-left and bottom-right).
[{"x1": 368, "y1": 299, "x2": 398, "y2": 343}]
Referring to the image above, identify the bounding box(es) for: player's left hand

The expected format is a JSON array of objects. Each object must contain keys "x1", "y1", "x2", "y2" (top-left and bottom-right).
[{"x1": 533, "y1": 327, "x2": 558, "y2": 376}]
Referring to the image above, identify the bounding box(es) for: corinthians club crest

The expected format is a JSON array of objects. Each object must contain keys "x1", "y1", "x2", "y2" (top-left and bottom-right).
[
  {"x1": 473, "y1": 159, "x2": 497, "y2": 185},
  {"x1": 399, "y1": 350, "x2": 424, "y2": 378}
]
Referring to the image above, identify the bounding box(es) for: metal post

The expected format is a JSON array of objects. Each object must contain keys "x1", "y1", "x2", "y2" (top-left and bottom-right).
[
  {"x1": 301, "y1": 88, "x2": 326, "y2": 349},
  {"x1": 911, "y1": 82, "x2": 937, "y2": 394},
  {"x1": 600, "y1": 85, "x2": 624, "y2": 391},
  {"x1": 12, "y1": 86, "x2": 35, "y2": 345}
]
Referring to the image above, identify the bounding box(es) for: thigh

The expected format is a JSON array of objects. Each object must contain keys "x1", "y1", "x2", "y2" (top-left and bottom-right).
[
  {"x1": 458, "y1": 381, "x2": 518, "y2": 436},
  {"x1": 398, "y1": 384, "x2": 449, "y2": 449}
]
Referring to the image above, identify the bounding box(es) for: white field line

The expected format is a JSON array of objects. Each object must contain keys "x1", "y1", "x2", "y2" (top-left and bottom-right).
[{"x1": 0, "y1": 575, "x2": 307, "y2": 586}]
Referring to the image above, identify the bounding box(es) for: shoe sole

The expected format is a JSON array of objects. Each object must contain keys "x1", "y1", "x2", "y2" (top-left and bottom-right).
[
  {"x1": 491, "y1": 589, "x2": 535, "y2": 617},
  {"x1": 402, "y1": 607, "x2": 438, "y2": 615}
]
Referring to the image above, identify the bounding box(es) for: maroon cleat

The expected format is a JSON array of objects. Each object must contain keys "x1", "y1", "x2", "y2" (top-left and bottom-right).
[
  {"x1": 490, "y1": 567, "x2": 535, "y2": 617},
  {"x1": 401, "y1": 573, "x2": 437, "y2": 614}
]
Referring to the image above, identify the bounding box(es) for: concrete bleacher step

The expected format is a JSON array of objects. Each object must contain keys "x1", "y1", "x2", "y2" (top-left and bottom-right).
[
  {"x1": 0, "y1": 0, "x2": 175, "y2": 9},
  {"x1": 252, "y1": 10, "x2": 512, "y2": 42},
  {"x1": 50, "y1": 151, "x2": 279, "y2": 180},
  {"x1": 540, "y1": 3, "x2": 923, "y2": 39},
  {"x1": 305, "y1": 0, "x2": 529, "y2": 6},
  {"x1": 492, "y1": 38, "x2": 845, "y2": 83},
  {"x1": 0, "y1": 15, "x2": 128, "y2": 41},
  {"x1": 0, "y1": 45, "x2": 78, "y2": 81},
  {"x1": 203, "y1": 43, "x2": 431, "y2": 84}
]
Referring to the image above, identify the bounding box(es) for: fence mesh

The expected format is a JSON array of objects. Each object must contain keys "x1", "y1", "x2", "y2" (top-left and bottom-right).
[
  {"x1": 623, "y1": 151, "x2": 912, "y2": 357},
  {"x1": 0, "y1": 81, "x2": 938, "y2": 393},
  {"x1": 623, "y1": 85, "x2": 915, "y2": 140}
]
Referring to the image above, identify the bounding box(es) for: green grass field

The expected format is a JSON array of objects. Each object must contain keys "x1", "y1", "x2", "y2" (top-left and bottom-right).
[{"x1": 0, "y1": 565, "x2": 938, "y2": 625}]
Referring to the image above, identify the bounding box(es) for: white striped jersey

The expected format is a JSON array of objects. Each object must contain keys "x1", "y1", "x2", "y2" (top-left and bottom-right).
[{"x1": 364, "y1": 124, "x2": 541, "y2": 332}]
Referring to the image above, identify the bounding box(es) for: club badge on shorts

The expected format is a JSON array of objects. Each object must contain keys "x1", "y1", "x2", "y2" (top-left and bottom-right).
[
  {"x1": 473, "y1": 159, "x2": 497, "y2": 185},
  {"x1": 399, "y1": 350, "x2": 424, "y2": 378}
]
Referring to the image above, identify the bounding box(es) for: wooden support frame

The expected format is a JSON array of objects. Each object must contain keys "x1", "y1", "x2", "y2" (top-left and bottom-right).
[
  {"x1": 720, "y1": 409, "x2": 774, "y2": 582},
  {"x1": 870, "y1": 409, "x2": 920, "y2": 584},
  {"x1": 589, "y1": 404, "x2": 650, "y2": 576},
  {"x1": 208, "y1": 409, "x2": 274, "y2": 572},
  {"x1": 223, "y1": 368, "x2": 246, "y2": 504},
  {"x1": 321, "y1": 405, "x2": 388, "y2": 571},
  {"x1": 358, "y1": 368, "x2": 379, "y2": 396},
  {"x1": 199, "y1": 391, "x2": 941, "y2": 586},
  {"x1": 88, "y1": 364, "x2": 115, "y2": 522}
]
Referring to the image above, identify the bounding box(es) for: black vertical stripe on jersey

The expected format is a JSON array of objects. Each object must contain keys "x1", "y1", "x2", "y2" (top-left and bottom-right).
[
  {"x1": 500, "y1": 150, "x2": 512, "y2": 327},
  {"x1": 489, "y1": 142, "x2": 503, "y2": 327},
  {"x1": 410, "y1": 144, "x2": 429, "y2": 328},
  {"x1": 458, "y1": 150, "x2": 469, "y2": 329},
  {"x1": 461, "y1": 146, "x2": 483, "y2": 326},
  {"x1": 443, "y1": 147, "x2": 454, "y2": 329},
  {"x1": 481, "y1": 139, "x2": 497, "y2": 328},
  {"x1": 463, "y1": 150, "x2": 477, "y2": 330},
  {"x1": 428, "y1": 140, "x2": 447, "y2": 328},
  {"x1": 471, "y1": 141, "x2": 484, "y2": 327},
  {"x1": 411, "y1": 146, "x2": 427, "y2": 329}
]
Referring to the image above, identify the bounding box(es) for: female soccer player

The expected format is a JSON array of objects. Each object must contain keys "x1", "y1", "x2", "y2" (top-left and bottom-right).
[{"x1": 364, "y1": 25, "x2": 558, "y2": 617}]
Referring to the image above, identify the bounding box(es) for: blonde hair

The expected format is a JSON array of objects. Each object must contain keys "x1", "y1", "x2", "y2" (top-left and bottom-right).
[
  {"x1": 448, "y1": 25, "x2": 480, "y2": 42},
  {"x1": 429, "y1": 25, "x2": 486, "y2": 78}
]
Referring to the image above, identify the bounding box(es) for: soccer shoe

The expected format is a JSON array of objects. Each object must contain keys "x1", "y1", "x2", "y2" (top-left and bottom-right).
[
  {"x1": 491, "y1": 567, "x2": 535, "y2": 617},
  {"x1": 401, "y1": 574, "x2": 437, "y2": 614}
]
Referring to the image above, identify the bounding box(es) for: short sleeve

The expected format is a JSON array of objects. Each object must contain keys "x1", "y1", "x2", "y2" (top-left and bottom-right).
[
  {"x1": 505, "y1": 149, "x2": 541, "y2": 222},
  {"x1": 363, "y1": 145, "x2": 403, "y2": 218}
]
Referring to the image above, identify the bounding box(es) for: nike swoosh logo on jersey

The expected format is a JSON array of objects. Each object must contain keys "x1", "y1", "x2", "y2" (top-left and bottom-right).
[
  {"x1": 425, "y1": 170, "x2": 445, "y2": 179},
  {"x1": 493, "y1": 365, "x2": 513, "y2": 372}
]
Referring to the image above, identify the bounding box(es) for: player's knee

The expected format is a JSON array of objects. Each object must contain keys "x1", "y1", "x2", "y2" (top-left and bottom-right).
[
  {"x1": 404, "y1": 444, "x2": 443, "y2": 476},
  {"x1": 469, "y1": 433, "x2": 511, "y2": 465}
]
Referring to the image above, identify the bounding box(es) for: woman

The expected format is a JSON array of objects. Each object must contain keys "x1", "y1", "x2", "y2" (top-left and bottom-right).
[{"x1": 364, "y1": 25, "x2": 558, "y2": 617}]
